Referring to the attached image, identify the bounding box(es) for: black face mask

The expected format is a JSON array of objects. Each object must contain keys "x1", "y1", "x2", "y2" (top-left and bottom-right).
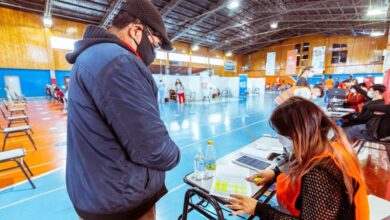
[{"x1": 132, "y1": 29, "x2": 156, "y2": 66}]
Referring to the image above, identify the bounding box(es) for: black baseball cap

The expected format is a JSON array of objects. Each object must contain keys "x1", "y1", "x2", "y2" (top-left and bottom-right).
[{"x1": 122, "y1": 0, "x2": 173, "y2": 51}]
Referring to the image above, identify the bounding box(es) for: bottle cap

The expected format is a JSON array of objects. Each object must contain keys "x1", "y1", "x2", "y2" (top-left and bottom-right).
[{"x1": 207, "y1": 140, "x2": 213, "y2": 145}]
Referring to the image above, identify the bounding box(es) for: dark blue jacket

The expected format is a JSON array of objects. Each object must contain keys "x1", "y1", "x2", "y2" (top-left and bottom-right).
[{"x1": 65, "y1": 26, "x2": 180, "y2": 219}]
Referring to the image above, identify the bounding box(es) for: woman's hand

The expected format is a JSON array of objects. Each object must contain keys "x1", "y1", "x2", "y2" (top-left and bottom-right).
[
  {"x1": 246, "y1": 169, "x2": 275, "y2": 186},
  {"x1": 227, "y1": 194, "x2": 258, "y2": 216}
]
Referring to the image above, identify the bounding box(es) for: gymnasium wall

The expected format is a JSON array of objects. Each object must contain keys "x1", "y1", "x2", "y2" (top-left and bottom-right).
[{"x1": 237, "y1": 34, "x2": 387, "y2": 78}]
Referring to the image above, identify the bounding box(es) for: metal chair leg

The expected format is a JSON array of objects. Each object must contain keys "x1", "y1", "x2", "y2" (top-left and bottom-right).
[
  {"x1": 14, "y1": 160, "x2": 35, "y2": 189},
  {"x1": 25, "y1": 130, "x2": 37, "y2": 150},
  {"x1": 21, "y1": 158, "x2": 34, "y2": 176},
  {"x1": 2, "y1": 132, "x2": 9, "y2": 151},
  {"x1": 357, "y1": 140, "x2": 366, "y2": 155}
]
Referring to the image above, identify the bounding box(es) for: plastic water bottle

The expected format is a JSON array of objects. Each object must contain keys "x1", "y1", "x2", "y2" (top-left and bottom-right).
[
  {"x1": 205, "y1": 140, "x2": 216, "y2": 178},
  {"x1": 194, "y1": 148, "x2": 205, "y2": 180}
]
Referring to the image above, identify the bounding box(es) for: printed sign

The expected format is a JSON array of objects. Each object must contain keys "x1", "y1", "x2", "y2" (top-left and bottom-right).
[
  {"x1": 266, "y1": 52, "x2": 276, "y2": 76},
  {"x1": 239, "y1": 74, "x2": 248, "y2": 96},
  {"x1": 312, "y1": 46, "x2": 326, "y2": 74},
  {"x1": 224, "y1": 60, "x2": 236, "y2": 72},
  {"x1": 286, "y1": 50, "x2": 297, "y2": 75}
]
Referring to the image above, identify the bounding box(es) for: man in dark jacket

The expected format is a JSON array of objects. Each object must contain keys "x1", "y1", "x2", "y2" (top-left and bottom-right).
[
  {"x1": 344, "y1": 84, "x2": 387, "y2": 142},
  {"x1": 65, "y1": 1, "x2": 180, "y2": 219},
  {"x1": 343, "y1": 84, "x2": 385, "y2": 126}
]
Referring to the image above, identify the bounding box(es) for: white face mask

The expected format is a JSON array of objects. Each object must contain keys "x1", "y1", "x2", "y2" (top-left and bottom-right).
[
  {"x1": 311, "y1": 94, "x2": 319, "y2": 100},
  {"x1": 278, "y1": 135, "x2": 293, "y2": 154},
  {"x1": 367, "y1": 91, "x2": 374, "y2": 98},
  {"x1": 308, "y1": 71, "x2": 314, "y2": 77},
  {"x1": 350, "y1": 88, "x2": 356, "y2": 94}
]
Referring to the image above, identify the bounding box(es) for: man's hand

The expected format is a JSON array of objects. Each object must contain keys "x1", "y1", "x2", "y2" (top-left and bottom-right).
[
  {"x1": 246, "y1": 169, "x2": 275, "y2": 186},
  {"x1": 228, "y1": 194, "x2": 258, "y2": 216}
]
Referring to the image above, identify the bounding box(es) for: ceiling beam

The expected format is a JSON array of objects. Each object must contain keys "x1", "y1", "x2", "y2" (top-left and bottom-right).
[
  {"x1": 160, "y1": 0, "x2": 186, "y2": 18},
  {"x1": 100, "y1": 0, "x2": 126, "y2": 28},
  {"x1": 193, "y1": 0, "x2": 336, "y2": 48},
  {"x1": 170, "y1": 0, "x2": 229, "y2": 42},
  {"x1": 44, "y1": 0, "x2": 54, "y2": 16}
]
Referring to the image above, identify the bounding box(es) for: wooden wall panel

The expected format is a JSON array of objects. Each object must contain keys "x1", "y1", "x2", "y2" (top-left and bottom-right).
[
  {"x1": 238, "y1": 34, "x2": 387, "y2": 78},
  {"x1": 0, "y1": 7, "x2": 49, "y2": 69}
]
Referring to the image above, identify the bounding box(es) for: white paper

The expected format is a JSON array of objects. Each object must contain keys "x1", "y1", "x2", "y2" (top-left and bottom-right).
[
  {"x1": 210, "y1": 167, "x2": 252, "y2": 199},
  {"x1": 240, "y1": 148, "x2": 270, "y2": 159},
  {"x1": 368, "y1": 195, "x2": 390, "y2": 220}
]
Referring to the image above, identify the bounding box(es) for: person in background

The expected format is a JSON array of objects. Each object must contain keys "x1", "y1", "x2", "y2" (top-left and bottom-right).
[
  {"x1": 334, "y1": 77, "x2": 340, "y2": 88},
  {"x1": 175, "y1": 79, "x2": 185, "y2": 104},
  {"x1": 157, "y1": 79, "x2": 166, "y2": 103},
  {"x1": 345, "y1": 103, "x2": 390, "y2": 142},
  {"x1": 351, "y1": 83, "x2": 370, "y2": 101},
  {"x1": 325, "y1": 75, "x2": 334, "y2": 90},
  {"x1": 324, "y1": 75, "x2": 334, "y2": 103},
  {"x1": 296, "y1": 66, "x2": 314, "y2": 87},
  {"x1": 274, "y1": 85, "x2": 324, "y2": 105},
  {"x1": 65, "y1": 0, "x2": 180, "y2": 219},
  {"x1": 342, "y1": 84, "x2": 385, "y2": 127},
  {"x1": 228, "y1": 97, "x2": 368, "y2": 219},
  {"x1": 345, "y1": 83, "x2": 366, "y2": 112}
]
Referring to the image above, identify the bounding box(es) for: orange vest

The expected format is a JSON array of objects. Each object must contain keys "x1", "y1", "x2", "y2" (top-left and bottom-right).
[
  {"x1": 274, "y1": 86, "x2": 309, "y2": 105},
  {"x1": 275, "y1": 141, "x2": 369, "y2": 219}
]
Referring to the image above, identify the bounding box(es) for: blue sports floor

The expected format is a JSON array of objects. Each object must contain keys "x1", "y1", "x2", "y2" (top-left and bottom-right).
[{"x1": 0, "y1": 95, "x2": 280, "y2": 220}]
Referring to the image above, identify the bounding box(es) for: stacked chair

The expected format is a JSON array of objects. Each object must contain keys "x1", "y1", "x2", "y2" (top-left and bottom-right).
[{"x1": 1, "y1": 99, "x2": 36, "y2": 152}]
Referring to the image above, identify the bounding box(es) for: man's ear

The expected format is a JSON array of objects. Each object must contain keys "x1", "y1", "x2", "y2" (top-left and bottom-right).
[{"x1": 128, "y1": 23, "x2": 143, "y2": 39}]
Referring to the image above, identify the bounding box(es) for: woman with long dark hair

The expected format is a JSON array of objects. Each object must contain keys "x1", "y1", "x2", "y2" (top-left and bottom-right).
[
  {"x1": 295, "y1": 66, "x2": 313, "y2": 87},
  {"x1": 228, "y1": 97, "x2": 369, "y2": 219}
]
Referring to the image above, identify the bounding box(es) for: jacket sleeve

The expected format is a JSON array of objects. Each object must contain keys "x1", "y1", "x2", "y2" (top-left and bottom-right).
[
  {"x1": 352, "y1": 85, "x2": 371, "y2": 101},
  {"x1": 367, "y1": 104, "x2": 390, "y2": 114},
  {"x1": 93, "y1": 55, "x2": 180, "y2": 171}
]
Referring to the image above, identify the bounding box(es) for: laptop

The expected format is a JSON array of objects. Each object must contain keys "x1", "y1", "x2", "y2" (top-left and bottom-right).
[{"x1": 233, "y1": 155, "x2": 272, "y2": 171}]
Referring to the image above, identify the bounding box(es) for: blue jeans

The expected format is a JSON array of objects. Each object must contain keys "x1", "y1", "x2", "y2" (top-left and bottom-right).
[{"x1": 344, "y1": 124, "x2": 373, "y2": 141}]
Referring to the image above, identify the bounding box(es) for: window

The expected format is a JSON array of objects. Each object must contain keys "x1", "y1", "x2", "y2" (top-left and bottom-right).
[
  {"x1": 331, "y1": 44, "x2": 348, "y2": 64},
  {"x1": 50, "y1": 37, "x2": 77, "y2": 50},
  {"x1": 209, "y1": 58, "x2": 224, "y2": 66},
  {"x1": 168, "y1": 53, "x2": 190, "y2": 62},
  {"x1": 303, "y1": 42, "x2": 310, "y2": 52},
  {"x1": 191, "y1": 56, "x2": 208, "y2": 64}
]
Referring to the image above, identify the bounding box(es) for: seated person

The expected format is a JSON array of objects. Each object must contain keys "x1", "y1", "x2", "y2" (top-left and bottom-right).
[
  {"x1": 351, "y1": 83, "x2": 371, "y2": 101},
  {"x1": 345, "y1": 85, "x2": 366, "y2": 112},
  {"x1": 274, "y1": 85, "x2": 323, "y2": 105},
  {"x1": 345, "y1": 103, "x2": 390, "y2": 142},
  {"x1": 342, "y1": 84, "x2": 386, "y2": 126},
  {"x1": 228, "y1": 97, "x2": 368, "y2": 219}
]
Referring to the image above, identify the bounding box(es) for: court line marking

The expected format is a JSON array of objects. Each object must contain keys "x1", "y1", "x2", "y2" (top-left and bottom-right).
[
  {"x1": 0, "y1": 186, "x2": 66, "y2": 210},
  {"x1": 179, "y1": 118, "x2": 267, "y2": 150},
  {"x1": 167, "y1": 183, "x2": 186, "y2": 195}
]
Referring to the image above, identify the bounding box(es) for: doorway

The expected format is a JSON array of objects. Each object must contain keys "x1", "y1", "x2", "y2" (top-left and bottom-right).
[{"x1": 4, "y1": 76, "x2": 22, "y2": 99}]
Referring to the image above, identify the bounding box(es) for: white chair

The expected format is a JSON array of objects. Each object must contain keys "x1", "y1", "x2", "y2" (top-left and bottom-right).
[
  {"x1": 3, "y1": 100, "x2": 27, "y2": 116},
  {"x1": 0, "y1": 148, "x2": 35, "y2": 189},
  {"x1": 0, "y1": 107, "x2": 29, "y2": 127},
  {"x1": 1, "y1": 125, "x2": 36, "y2": 151}
]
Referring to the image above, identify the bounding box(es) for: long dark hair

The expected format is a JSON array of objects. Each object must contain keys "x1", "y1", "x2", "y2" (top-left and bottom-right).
[{"x1": 269, "y1": 97, "x2": 362, "y2": 203}]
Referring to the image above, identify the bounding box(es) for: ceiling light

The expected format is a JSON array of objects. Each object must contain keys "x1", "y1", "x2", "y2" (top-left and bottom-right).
[
  {"x1": 225, "y1": 51, "x2": 233, "y2": 57},
  {"x1": 191, "y1": 45, "x2": 199, "y2": 51},
  {"x1": 228, "y1": 1, "x2": 239, "y2": 9},
  {"x1": 270, "y1": 22, "x2": 278, "y2": 29},
  {"x1": 367, "y1": 7, "x2": 388, "y2": 16},
  {"x1": 370, "y1": 31, "x2": 385, "y2": 37},
  {"x1": 43, "y1": 15, "x2": 53, "y2": 28}
]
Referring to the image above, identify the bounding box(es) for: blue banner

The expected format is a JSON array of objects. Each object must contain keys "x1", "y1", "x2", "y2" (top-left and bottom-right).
[{"x1": 239, "y1": 74, "x2": 248, "y2": 96}]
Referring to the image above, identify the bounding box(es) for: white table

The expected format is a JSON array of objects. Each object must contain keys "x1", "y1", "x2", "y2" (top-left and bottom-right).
[
  {"x1": 181, "y1": 136, "x2": 282, "y2": 219},
  {"x1": 185, "y1": 136, "x2": 281, "y2": 196},
  {"x1": 368, "y1": 195, "x2": 390, "y2": 220}
]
